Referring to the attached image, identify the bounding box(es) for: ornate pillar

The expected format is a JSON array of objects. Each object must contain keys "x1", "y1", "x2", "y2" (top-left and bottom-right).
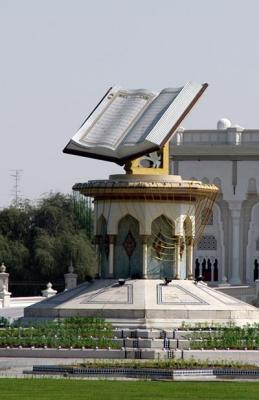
[
  {"x1": 0, "y1": 263, "x2": 9, "y2": 292},
  {"x1": 174, "y1": 236, "x2": 183, "y2": 279},
  {"x1": 108, "y1": 235, "x2": 116, "y2": 278},
  {"x1": 211, "y1": 259, "x2": 214, "y2": 282},
  {"x1": 229, "y1": 203, "x2": 242, "y2": 284},
  {"x1": 141, "y1": 235, "x2": 149, "y2": 279},
  {"x1": 186, "y1": 236, "x2": 194, "y2": 280},
  {"x1": 94, "y1": 235, "x2": 101, "y2": 277}
]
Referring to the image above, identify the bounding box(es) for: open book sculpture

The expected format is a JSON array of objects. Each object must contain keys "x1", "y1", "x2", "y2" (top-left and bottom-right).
[{"x1": 63, "y1": 82, "x2": 208, "y2": 165}]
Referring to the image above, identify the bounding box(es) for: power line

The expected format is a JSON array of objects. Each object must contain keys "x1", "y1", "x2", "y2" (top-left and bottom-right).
[{"x1": 9, "y1": 169, "x2": 23, "y2": 207}]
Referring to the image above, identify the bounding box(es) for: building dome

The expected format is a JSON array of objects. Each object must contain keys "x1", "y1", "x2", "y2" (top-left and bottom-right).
[{"x1": 217, "y1": 118, "x2": 231, "y2": 130}]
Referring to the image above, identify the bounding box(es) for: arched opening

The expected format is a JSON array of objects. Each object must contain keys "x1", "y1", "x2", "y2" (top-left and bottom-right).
[
  {"x1": 114, "y1": 214, "x2": 142, "y2": 279},
  {"x1": 213, "y1": 259, "x2": 219, "y2": 282},
  {"x1": 196, "y1": 257, "x2": 218, "y2": 282},
  {"x1": 195, "y1": 258, "x2": 200, "y2": 279},
  {"x1": 148, "y1": 215, "x2": 175, "y2": 279}
]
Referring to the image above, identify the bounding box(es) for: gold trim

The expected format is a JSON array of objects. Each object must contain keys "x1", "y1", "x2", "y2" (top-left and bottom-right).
[{"x1": 124, "y1": 144, "x2": 169, "y2": 175}]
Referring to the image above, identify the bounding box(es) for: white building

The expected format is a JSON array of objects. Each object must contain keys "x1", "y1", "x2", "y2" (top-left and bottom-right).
[{"x1": 170, "y1": 119, "x2": 259, "y2": 286}]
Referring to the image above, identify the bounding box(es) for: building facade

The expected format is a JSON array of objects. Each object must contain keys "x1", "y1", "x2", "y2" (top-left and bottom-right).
[{"x1": 170, "y1": 119, "x2": 259, "y2": 285}]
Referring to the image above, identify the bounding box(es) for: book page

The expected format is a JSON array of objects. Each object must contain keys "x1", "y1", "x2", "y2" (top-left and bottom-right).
[
  {"x1": 122, "y1": 88, "x2": 182, "y2": 146},
  {"x1": 79, "y1": 90, "x2": 154, "y2": 149},
  {"x1": 146, "y1": 82, "x2": 204, "y2": 145}
]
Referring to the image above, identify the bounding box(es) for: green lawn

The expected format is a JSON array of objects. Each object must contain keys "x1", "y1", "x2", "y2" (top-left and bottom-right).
[{"x1": 0, "y1": 379, "x2": 259, "y2": 400}]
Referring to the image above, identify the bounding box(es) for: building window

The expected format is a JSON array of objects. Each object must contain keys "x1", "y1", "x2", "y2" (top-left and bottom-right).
[
  {"x1": 197, "y1": 235, "x2": 217, "y2": 250},
  {"x1": 256, "y1": 237, "x2": 259, "y2": 251},
  {"x1": 195, "y1": 257, "x2": 219, "y2": 282}
]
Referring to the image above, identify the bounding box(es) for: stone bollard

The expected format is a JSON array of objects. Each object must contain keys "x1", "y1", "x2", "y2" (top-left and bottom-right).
[
  {"x1": 0, "y1": 262, "x2": 10, "y2": 291},
  {"x1": 41, "y1": 282, "x2": 57, "y2": 298},
  {"x1": 0, "y1": 284, "x2": 11, "y2": 308},
  {"x1": 64, "y1": 263, "x2": 78, "y2": 291}
]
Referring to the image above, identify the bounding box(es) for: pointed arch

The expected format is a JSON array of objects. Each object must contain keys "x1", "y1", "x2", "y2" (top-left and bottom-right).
[
  {"x1": 114, "y1": 214, "x2": 142, "y2": 279},
  {"x1": 148, "y1": 215, "x2": 175, "y2": 279}
]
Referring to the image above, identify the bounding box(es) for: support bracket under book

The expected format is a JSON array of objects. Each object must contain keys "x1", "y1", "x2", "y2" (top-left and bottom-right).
[{"x1": 124, "y1": 143, "x2": 169, "y2": 175}]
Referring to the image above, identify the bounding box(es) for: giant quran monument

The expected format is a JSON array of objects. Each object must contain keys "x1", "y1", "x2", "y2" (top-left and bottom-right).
[{"x1": 25, "y1": 83, "x2": 259, "y2": 327}]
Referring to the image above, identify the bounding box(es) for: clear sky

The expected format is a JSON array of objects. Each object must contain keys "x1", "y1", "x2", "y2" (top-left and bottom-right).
[{"x1": 1, "y1": 0, "x2": 259, "y2": 207}]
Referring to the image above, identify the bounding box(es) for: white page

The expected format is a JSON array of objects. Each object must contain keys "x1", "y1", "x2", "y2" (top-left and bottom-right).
[
  {"x1": 79, "y1": 91, "x2": 153, "y2": 149},
  {"x1": 122, "y1": 88, "x2": 182, "y2": 146},
  {"x1": 146, "y1": 82, "x2": 203, "y2": 145}
]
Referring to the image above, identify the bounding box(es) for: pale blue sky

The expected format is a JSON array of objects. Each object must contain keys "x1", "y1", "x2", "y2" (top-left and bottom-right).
[{"x1": 1, "y1": 0, "x2": 259, "y2": 206}]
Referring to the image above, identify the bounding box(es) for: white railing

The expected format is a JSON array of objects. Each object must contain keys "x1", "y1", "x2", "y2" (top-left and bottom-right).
[{"x1": 172, "y1": 129, "x2": 259, "y2": 146}]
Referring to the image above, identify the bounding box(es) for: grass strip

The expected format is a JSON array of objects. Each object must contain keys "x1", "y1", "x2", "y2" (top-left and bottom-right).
[{"x1": 0, "y1": 379, "x2": 259, "y2": 400}]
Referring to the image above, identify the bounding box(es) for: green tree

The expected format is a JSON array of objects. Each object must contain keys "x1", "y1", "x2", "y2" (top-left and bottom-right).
[
  {"x1": 0, "y1": 193, "x2": 96, "y2": 295},
  {"x1": 0, "y1": 234, "x2": 29, "y2": 279}
]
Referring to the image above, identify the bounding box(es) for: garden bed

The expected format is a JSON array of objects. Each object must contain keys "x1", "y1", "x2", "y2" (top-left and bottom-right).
[{"x1": 0, "y1": 317, "x2": 120, "y2": 349}]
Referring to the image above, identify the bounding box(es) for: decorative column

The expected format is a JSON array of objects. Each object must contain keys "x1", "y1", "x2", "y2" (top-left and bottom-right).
[
  {"x1": 0, "y1": 263, "x2": 11, "y2": 308},
  {"x1": 229, "y1": 203, "x2": 242, "y2": 284},
  {"x1": 211, "y1": 259, "x2": 214, "y2": 283},
  {"x1": 174, "y1": 236, "x2": 182, "y2": 279},
  {"x1": 0, "y1": 263, "x2": 9, "y2": 291},
  {"x1": 0, "y1": 285, "x2": 11, "y2": 308},
  {"x1": 186, "y1": 236, "x2": 194, "y2": 280},
  {"x1": 94, "y1": 235, "x2": 101, "y2": 277},
  {"x1": 108, "y1": 235, "x2": 116, "y2": 278},
  {"x1": 141, "y1": 235, "x2": 149, "y2": 279}
]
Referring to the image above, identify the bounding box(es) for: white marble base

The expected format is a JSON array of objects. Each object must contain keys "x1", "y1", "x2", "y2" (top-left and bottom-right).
[{"x1": 24, "y1": 279, "x2": 259, "y2": 328}]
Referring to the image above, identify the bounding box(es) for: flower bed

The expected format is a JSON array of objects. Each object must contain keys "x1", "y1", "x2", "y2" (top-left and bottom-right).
[
  {"x1": 0, "y1": 317, "x2": 119, "y2": 349},
  {"x1": 189, "y1": 325, "x2": 259, "y2": 350}
]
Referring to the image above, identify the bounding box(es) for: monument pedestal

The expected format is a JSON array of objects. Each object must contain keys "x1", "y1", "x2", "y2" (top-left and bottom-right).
[
  {"x1": 25, "y1": 278, "x2": 259, "y2": 327},
  {"x1": 24, "y1": 173, "x2": 259, "y2": 327}
]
